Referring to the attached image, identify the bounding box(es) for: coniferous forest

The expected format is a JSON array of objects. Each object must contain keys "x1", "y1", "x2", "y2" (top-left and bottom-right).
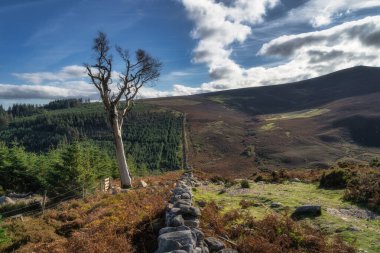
[{"x1": 0, "y1": 99, "x2": 184, "y2": 196}]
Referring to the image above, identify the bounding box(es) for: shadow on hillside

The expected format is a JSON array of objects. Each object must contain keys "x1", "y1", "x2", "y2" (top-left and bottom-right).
[{"x1": 333, "y1": 115, "x2": 380, "y2": 148}]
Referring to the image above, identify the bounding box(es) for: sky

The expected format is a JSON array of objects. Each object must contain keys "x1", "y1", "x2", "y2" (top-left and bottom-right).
[{"x1": 1, "y1": 0, "x2": 380, "y2": 108}]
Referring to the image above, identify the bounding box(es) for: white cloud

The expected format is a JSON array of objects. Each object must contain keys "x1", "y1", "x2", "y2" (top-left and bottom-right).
[
  {"x1": 286, "y1": 0, "x2": 380, "y2": 27},
  {"x1": 0, "y1": 81, "x2": 96, "y2": 99},
  {"x1": 180, "y1": 0, "x2": 279, "y2": 81},
  {"x1": 13, "y1": 65, "x2": 87, "y2": 84},
  {"x1": 166, "y1": 15, "x2": 380, "y2": 96}
]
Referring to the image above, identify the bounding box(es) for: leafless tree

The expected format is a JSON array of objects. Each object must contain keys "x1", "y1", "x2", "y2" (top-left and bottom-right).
[{"x1": 85, "y1": 32, "x2": 162, "y2": 188}]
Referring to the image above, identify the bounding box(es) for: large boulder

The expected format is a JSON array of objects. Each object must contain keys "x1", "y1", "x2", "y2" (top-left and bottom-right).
[
  {"x1": 291, "y1": 205, "x2": 322, "y2": 219},
  {"x1": 156, "y1": 229, "x2": 197, "y2": 253},
  {"x1": 169, "y1": 215, "x2": 185, "y2": 227},
  {"x1": 180, "y1": 206, "x2": 201, "y2": 218},
  {"x1": 159, "y1": 226, "x2": 190, "y2": 235}
]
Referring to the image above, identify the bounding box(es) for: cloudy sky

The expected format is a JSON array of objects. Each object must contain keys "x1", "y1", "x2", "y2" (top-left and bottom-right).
[{"x1": 1, "y1": 0, "x2": 380, "y2": 107}]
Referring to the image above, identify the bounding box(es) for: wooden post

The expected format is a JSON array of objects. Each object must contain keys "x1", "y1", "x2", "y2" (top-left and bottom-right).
[
  {"x1": 42, "y1": 190, "x2": 47, "y2": 215},
  {"x1": 100, "y1": 179, "x2": 104, "y2": 192}
]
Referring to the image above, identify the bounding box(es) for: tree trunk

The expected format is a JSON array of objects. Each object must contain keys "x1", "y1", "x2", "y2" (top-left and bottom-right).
[{"x1": 111, "y1": 117, "x2": 132, "y2": 188}]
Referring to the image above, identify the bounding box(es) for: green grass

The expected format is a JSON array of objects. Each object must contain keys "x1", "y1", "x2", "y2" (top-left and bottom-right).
[
  {"x1": 208, "y1": 95, "x2": 228, "y2": 104},
  {"x1": 259, "y1": 123, "x2": 277, "y2": 132},
  {"x1": 0, "y1": 218, "x2": 10, "y2": 245},
  {"x1": 193, "y1": 181, "x2": 380, "y2": 253},
  {"x1": 265, "y1": 108, "x2": 330, "y2": 121}
]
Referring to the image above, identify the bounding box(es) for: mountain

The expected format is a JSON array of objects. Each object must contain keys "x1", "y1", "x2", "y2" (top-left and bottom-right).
[{"x1": 146, "y1": 66, "x2": 380, "y2": 176}]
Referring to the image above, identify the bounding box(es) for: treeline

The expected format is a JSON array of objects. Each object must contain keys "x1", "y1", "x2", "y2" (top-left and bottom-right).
[
  {"x1": 0, "y1": 100, "x2": 184, "y2": 173},
  {"x1": 2, "y1": 98, "x2": 89, "y2": 119},
  {"x1": 0, "y1": 141, "x2": 117, "y2": 198}
]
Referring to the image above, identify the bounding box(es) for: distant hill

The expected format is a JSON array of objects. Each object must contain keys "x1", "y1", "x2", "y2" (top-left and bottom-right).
[
  {"x1": 201, "y1": 66, "x2": 380, "y2": 115},
  {"x1": 146, "y1": 66, "x2": 380, "y2": 176}
]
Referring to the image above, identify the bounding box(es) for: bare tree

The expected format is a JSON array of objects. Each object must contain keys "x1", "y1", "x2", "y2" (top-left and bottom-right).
[{"x1": 85, "y1": 32, "x2": 161, "y2": 188}]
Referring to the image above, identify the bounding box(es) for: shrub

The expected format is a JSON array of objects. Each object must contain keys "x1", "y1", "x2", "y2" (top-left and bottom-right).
[
  {"x1": 241, "y1": 145, "x2": 255, "y2": 157},
  {"x1": 369, "y1": 157, "x2": 380, "y2": 167},
  {"x1": 254, "y1": 175, "x2": 263, "y2": 182},
  {"x1": 344, "y1": 173, "x2": 380, "y2": 213},
  {"x1": 240, "y1": 180, "x2": 250, "y2": 189},
  {"x1": 319, "y1": 170, "x2": 351, "y2": 189}
]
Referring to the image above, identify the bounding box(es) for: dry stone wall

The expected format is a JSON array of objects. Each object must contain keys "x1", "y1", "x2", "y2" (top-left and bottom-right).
[{"x1": 155, "y1": 172, "x2": 237, "y2": 253}]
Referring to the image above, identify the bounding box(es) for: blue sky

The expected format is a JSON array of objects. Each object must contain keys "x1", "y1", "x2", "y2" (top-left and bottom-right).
[{"x1": 1, "y1": 0, "x2": 380, "y2": 107}]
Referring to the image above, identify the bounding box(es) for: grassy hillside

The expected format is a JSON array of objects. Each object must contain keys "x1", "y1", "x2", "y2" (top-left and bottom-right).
[
  {"x1": 146, "y1": 66, "x2": 380, "y2": 174},
  {"x1": 193, "y1": 169, "x2": 380, "y2": 253},
  {"x1": 203, "y1": 66, "x2": 380, "y2": 116}
]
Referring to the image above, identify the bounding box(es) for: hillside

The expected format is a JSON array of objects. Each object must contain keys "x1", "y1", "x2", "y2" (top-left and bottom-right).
[{"x1": 146, "y1": 66, "x2": 380, "y2": 176}]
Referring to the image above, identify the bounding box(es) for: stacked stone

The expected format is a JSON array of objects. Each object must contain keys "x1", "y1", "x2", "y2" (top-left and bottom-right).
[{"x1": 155, "y1": 172, "x2": 237, "y2": 253}]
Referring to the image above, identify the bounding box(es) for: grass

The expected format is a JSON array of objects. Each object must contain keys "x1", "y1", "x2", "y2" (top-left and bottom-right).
[
  {"x1": 193, "y1": 181, "x2": 380, "y2": 253},
  {"x1": 209, "y1": 95, "x2": 228, "y2": 104},
  {"x1": 259, "y1": 123, "x2": 277, "y2": 132},
  {"x1": 264, "y1": 108, "x2": 330, "y2": 121}
]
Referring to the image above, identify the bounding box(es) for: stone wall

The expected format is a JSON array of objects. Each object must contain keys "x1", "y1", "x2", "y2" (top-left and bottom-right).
[{"x1": 155, "y1": 172, "x2": 237, "y2": 253}]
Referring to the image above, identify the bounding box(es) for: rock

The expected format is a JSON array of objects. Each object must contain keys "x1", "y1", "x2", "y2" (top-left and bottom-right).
[
  {"x1": 270, "y1": 202, "x2": 282, "y2": 208},
  {"x1": 181, "y1": 192, "x2": 192, "y2": 200},
  {"x1": 184, "y1": 218, "x2": 200, "y2": 228},
  {"x1": 170, "y1": 215, "x2": 185, "y2": 227},
  {"x1": 159, "y1": 226, "x2": 190, "y2": 235},
  {"x1": 196, "y1": 200, "x2": 206, "y2": 208},
  {"x1": 180, "y1": 206, "x2": 201, "y2": 218},
  {"x1": 155, "y1": 239, "x2": 182, "y2": 253},
  {"x1": 256, "y1": 181, "x2": 265, "y2": 185},
  {"x1": 156, "y1": 230, "x2": 197, "y2": 253},
  {"x1": 166, "y1": 208, "x2": 182, "y2": 226},
  {"x1": 173, "y1": 187, "x2": 190, "y2": 196},
  {"x1": 347, "y1": 225, "x2": 360, "y2": 232},
  {"x1": 205, "y1": 237, "x2": 225, "y2": 252},
  {"x1": 292, "y1": 178, "x2": 301, "y2": 182},
  {"x1": 167, "y1": 250, "x2": 188, "y2": 253},
  {"x1": 174, "y1": 199, "x2": 192, "y2": 208},
  {"x1": 217, "y1": 249, "x2": 238, "y2": 253},
  {"x1": 291, "y1": 205, "x2": 322, "y2": 219},
  {"x1": 0, "y1": 196, "x2": 15, "y2": 205},
  {"x1": 139, "y1": 180, "x2": 148, "y2": 188},
  {"x1": 191, "y1": 228, "x2": 205, "y2": 244}
]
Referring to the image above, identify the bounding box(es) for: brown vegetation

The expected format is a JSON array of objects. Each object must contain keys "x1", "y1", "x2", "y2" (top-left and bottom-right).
[
  {"x1": 200, "y1": 202, "x2": 356, "y2": 253},
  {"x1": 1, "y1": 172, "x2": 180, "y2": 253},
  {"x1": 344, "y1": 172, "x2": 380, "y2": 213}
]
